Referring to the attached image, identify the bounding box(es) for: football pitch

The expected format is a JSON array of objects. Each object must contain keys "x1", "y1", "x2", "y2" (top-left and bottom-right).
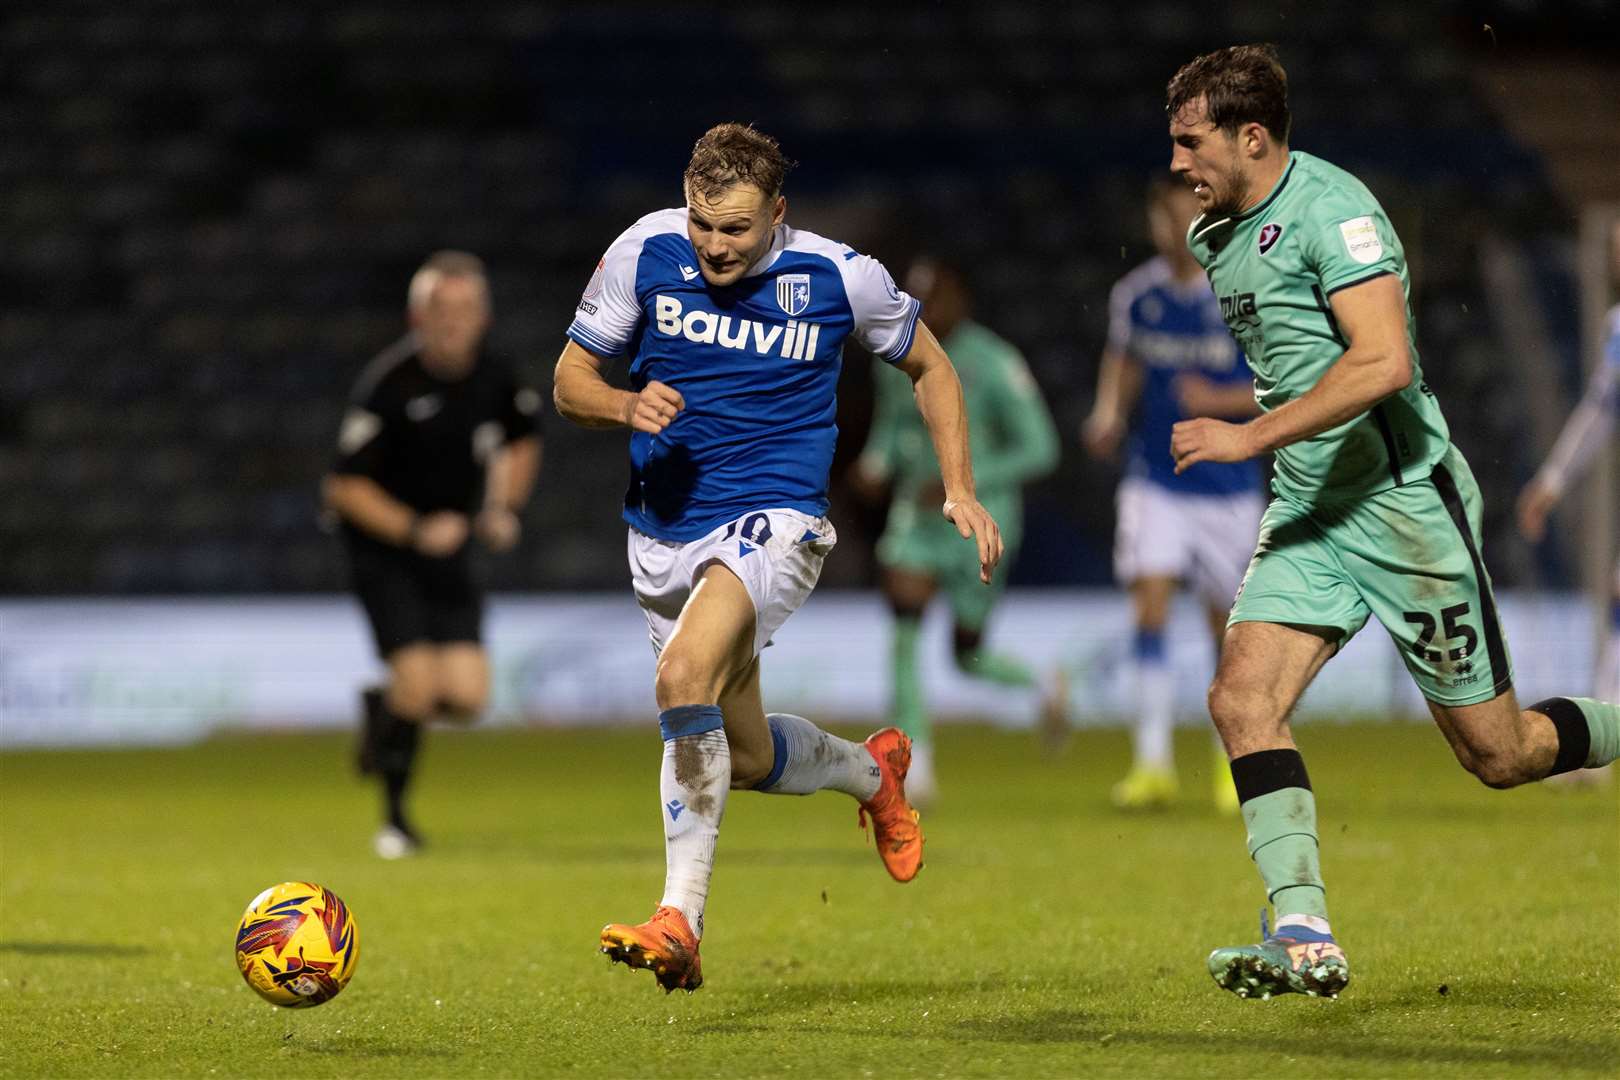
[{"x1": 2, "y1": 722, "x2": 1616, "y2": 1078}]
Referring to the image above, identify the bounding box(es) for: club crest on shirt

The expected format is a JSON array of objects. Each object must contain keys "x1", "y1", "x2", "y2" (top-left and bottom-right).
[
  {"x1": 776, "y1": 274, "x2": 811, "y2": 317},
  {"x1": 583, "y1": 258, "x2": 605, "y2": 299},
  {"x1": 1257, "y1": 223, "x2": 1283, "y2": 255}
]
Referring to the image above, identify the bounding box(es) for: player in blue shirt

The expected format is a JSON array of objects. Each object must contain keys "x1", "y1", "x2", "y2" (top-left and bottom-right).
[
  {"x1": 1519, "y1": 220, "x2": 1620, "y2": 742},
  {"x1": 552, "y1": 124, "x2": 1002, "y2": 993},
  {"x1": 1083, "y1": 174, "x2": 1263, "y2": 812}
]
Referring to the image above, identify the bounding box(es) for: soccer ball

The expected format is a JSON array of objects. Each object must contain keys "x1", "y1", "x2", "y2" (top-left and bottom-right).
[{"x1": 234, "y1": 881, "x2": 360, "y2": 1007}]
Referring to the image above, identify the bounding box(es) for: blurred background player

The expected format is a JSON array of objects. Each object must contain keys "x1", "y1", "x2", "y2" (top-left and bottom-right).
[
  {"x1": 1518, "y1": 219, "x2": 1620, "y2": 747},
  {"x1": 324, "y1": 250, "x2": 542, "y2": 858},
  {"x1": 852, "y1": 257, "x2": 1058, "y2": 805},
  {"x1": 553, "y1": 124, "x2": 1001, "y2": 992},
  {"x1": 1082, "y1": 175, "x2": 1261, "y2": 812}
]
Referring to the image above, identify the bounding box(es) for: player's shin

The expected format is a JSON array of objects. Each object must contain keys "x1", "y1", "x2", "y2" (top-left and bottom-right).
[
  {"x1": 891, "y1": 616, "x2": 928, "y2": 745},
  {"x1": 1231, "y1": 748, "x2": 1330, "y2": 924},
  {"x1": 376, "y1": 707, "x2": 422, "y2": 835},
  {"x1": 1531, "y1": 696, "x2": 1620, "y2": 775},
  {"x1": 955, "y1": 649, "x2": 1036, "y2": 688},
  {"x1": 751, "y1": 713, "x2": 881, "y2": 800},
  {"x1": 656, "y1": 706, "x2": 730, "y2": 940},
  {"x1": 1133, "y1": 629, "x2": 1175, "y2": 770}
]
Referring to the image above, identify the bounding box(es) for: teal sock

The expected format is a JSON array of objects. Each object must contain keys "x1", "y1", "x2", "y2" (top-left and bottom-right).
[
  {"x1": 1242, "y1": 789, "x2": 1328, "y2": 919},
  {"x1": 957, "y1": 649, "x2": 1036, "y2": 689},
  {"x1": 891, "y1": 616, "x2": 929, "y2": 745},
  {"x1": 1574, "y1": 698, "x2": 1620, "y2": 767},
  {"x1": 1231, "y1": 749, "x2": 1328, "y2": 921},
  {"x1": 1535, "y1": 696, "x2": 1620, "y2": 773}
]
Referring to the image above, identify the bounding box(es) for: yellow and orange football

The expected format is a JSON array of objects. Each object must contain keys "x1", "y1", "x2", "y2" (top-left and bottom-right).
[{"x1": 234, "y1": 881, "x2": 359, "y2": 1007}]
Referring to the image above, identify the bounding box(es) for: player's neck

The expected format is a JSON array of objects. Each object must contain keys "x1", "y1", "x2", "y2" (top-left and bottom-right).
[{"x1": 1238, "y1": 148, "x2": 1290, "y2": 215}]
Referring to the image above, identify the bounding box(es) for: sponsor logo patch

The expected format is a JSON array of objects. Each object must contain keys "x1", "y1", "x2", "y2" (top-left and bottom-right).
[
  {"x1": 1258, "y1": 222, "x2": 1283, "y2": 255},
  {"x1": 1339, "y1": 216, "x2": 1383, "y2": 264},
  {"x1": 654, "y1": 295, "x2": 822, "y2": 360}
]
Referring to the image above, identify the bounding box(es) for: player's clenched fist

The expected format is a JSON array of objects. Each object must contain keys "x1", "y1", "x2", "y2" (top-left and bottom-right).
[
  {"x1": 943, "y1": 498, "x2": 1004, "y2": 584},
  {"x1": 1171, "y1": 417, "x2": 1256, "y2": 474},
  {"x1": 411, "y1": 510, "x2": 470, "y2": 557},
  {"x1": 624, "y1": 381, "x2": 685, "y2": 434}
]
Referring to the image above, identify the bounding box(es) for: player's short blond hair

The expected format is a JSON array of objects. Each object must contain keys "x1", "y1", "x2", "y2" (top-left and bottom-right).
[
  {"x1": 683, "y1": 123, "x2": 794, "y2": 202},
  {"x1": 407, "y1": 250, "x2": 487, "y2": 312}
]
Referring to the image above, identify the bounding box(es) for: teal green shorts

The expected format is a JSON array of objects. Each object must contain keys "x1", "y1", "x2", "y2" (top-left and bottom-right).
[
  {"x1": 877, "y1": 500, "x2": 1019, "y2": 632},
  {"x1": 1230, "y1": 446, "x2": 1513, "y2": 706}
]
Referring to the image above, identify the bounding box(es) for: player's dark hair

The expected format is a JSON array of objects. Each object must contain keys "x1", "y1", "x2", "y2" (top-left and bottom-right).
[
  {"x1": 684, "y1": 123, "x2": 795, "y2": 201},
  {"x1": 1166, "y1": 44, "x2": 1291, "y2": 143}
]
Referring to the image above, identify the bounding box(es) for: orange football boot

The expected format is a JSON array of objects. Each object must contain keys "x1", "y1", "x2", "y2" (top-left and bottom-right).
[
  {"x1": 858, "y1": 727, "x2": 925, "y2": 882},
  {"x1": 599, "y1": 906, "x2": 703, "y2": 993}
]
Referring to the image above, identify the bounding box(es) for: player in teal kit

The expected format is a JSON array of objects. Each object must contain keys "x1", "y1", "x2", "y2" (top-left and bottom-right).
[
  {"x1": 855, "y1": 258, "x2": 1058, "y2": 803},
  {"x1": 1163, "y1": 45, "x2": 1620, "y2": 999}
]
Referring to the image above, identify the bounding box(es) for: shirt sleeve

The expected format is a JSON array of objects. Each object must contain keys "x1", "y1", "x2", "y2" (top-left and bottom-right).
[
  {"x1": 497, "y1": 363, "x2": 544, "y2": 443},
  {"x1": 841, "y1": 254, "x2": 923, "y2": 363},
  {"x1": 333, "y1": 380, "x2": 392, "y2": 479},
  {"x1": 1300, "y1": 193, "x2": 1403, "y2": 295},
  {"x1": 1105, "y1": 277, "x2": 1136, "y2": 355},
  {"x1": 566, "y1": 226, "x2": 647, "y2": 358}
]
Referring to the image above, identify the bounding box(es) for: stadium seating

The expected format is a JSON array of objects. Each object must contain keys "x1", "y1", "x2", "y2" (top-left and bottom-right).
[{"x1": 0, "y1": 3, "x2": 1566, "y2": 593}]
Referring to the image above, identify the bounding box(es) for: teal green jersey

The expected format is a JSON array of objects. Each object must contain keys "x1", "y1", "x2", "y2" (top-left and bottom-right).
[
  {"x1": 858, "y1": 320, "x2": 1058, "y2": 511},
  {"x1": 1187, "y1": 151, "x2": 1451, "y2": 504}
]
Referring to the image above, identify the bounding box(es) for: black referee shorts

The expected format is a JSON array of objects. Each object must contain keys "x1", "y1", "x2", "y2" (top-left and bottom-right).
[{"x1": 345, "y1": 535, "x2": 484, "y2": 658}]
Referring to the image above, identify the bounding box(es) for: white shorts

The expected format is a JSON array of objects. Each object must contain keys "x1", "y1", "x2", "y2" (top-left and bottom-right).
[
  {"x1": 1113, "y1": 476, "x2": 1265, "y2": 610},
  {"x1": 628, "y1": 508, "x2": 837, "y2": 657}
]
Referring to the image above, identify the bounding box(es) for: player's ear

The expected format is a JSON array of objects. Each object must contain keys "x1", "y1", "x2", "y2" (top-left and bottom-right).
[
  {"x1": 770, "y1": 194, "x2": 786, "y2": 227},
  {"x1": 1242, "y1": 122, "x2": 1267, "y2": 160}
]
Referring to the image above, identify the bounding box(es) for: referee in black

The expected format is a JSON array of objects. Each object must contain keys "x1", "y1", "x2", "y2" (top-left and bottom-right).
[{"x1": 324, "y1": 250, "x2": 541, "y2": 858}]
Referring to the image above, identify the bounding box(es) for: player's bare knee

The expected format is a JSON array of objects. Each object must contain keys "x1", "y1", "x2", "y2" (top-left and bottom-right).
[
  {"x1": 1207, "y1": 677, "x2": 1278, "y2": 730},
  {"x1": 1465, "y1": 750, "x2": 1532, "y2": 789},
  {"x1": 654, "y1": 652, "x2": 721, "y2": 710},
  {"x1": 1206, "y1": 679, "x2": 1292, "y2": 757},
  {"x1": 437, "y1": 691, "x2": 486, "y2": 724},
  {"x1": 385, "y1": 676, "x2": 437, "y2": 722}
]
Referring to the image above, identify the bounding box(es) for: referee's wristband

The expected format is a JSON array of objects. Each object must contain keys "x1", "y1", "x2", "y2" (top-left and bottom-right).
[{"x1": 404, "y1": 515, "x2": 422, "y2": 549}]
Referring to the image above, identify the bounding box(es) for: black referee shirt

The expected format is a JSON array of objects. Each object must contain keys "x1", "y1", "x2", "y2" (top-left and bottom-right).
[{"x1": 334, "y1": 335, "x2": 542, "y2": 516}]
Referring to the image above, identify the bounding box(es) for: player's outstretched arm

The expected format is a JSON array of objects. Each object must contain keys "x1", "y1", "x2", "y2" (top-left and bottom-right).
[
  {"x1": 1172, "y1": 274, "x2": 1412, "y2": 473},
  {"x1": 1082, "y1": 347, "x2": 1143, "y2": 459},
  {"x1": 552, "y1": 340, "x2": 683, "y2": 433},
  {"x1": 1517, "y1": 350, "x2": 1617, "y2": 541},
  {"x1": 894, "y1": 321, "x2": 1004, "y2": 583}
]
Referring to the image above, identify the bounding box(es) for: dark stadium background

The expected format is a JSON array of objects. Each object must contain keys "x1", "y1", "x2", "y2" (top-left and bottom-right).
[{"x1": 0, "y1": 0, "x2": 1614, "y2": 597}]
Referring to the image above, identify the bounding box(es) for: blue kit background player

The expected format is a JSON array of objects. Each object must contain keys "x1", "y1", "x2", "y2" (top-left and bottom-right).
[
  {"x1": 1083, "y1": 175, "x2": 1263, "y2": 812},
  {"x1": 552, "y1": 124, "x2": 1002, "y2": 993},
  {"x1": 1519, "y1": 219, "x2": 1620, "y2": 728}
]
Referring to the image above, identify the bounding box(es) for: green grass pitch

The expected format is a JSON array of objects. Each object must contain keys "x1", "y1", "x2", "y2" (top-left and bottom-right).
[{"x1": 2, "y1": 722, "x2": 1616, "y2": 1078}]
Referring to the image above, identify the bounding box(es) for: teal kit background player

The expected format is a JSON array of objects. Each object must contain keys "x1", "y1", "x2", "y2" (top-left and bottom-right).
[
  {"x1": 1163, "y1": 45, "x2": 1620, "y2": 999},
  {"x1": 1083, "y1": 176, "x2": 1261, "y2": 813},
  {"x1": 552, "y1": 125, "x2": 1002, "y2": 993},
  {"x1": 853, "y1": 257, "x2": 1058, "y2": 804}
]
